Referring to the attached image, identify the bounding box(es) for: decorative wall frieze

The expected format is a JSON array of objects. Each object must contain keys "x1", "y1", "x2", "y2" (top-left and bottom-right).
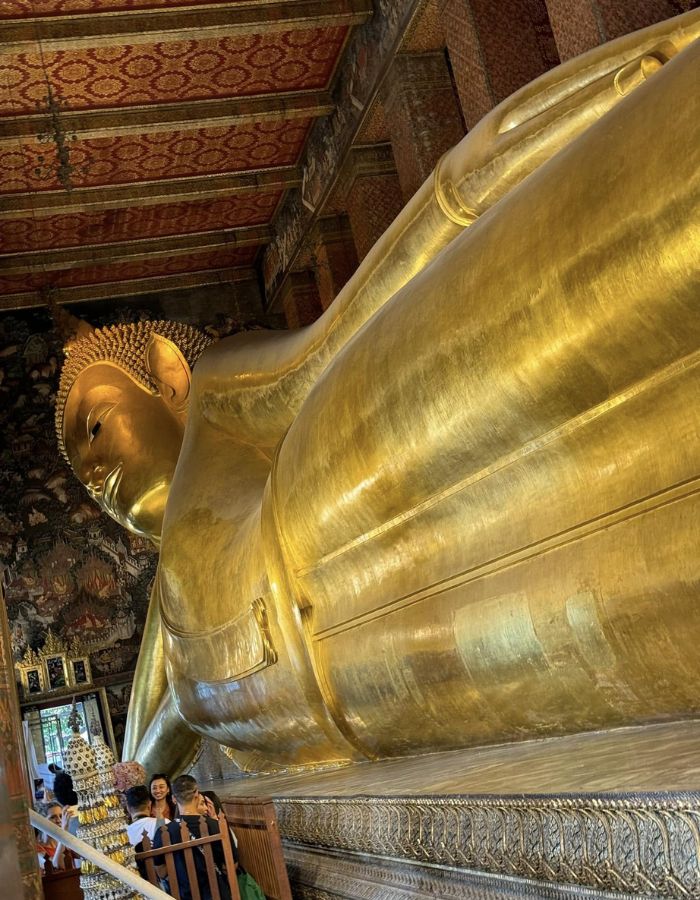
[
  {"x1": 337, "y1": 142, "x2": 397, "y2": 194},
  {"x1": 263, "y1": 0, "x2": 427, "y2": 305},
  {"x1": 275, "y1": 793, "x2": 700, "y2": 898},
  {"x1": 0, "y1": 269, "x2": 258, "y2": 312}
]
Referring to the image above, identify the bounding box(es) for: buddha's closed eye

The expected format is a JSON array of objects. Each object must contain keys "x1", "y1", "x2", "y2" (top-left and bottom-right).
[{"x1": 87, "y1": 402, "x2": 115, "y2": 444}]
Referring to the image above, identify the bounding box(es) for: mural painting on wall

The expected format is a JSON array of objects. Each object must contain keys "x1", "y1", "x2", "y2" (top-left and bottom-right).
[
  {"x1": 0, "y1": 300, "x2": 254, "y2": 739},
  {"x1": 0, "y1": 307, "x2": 156, "y2": 694}
]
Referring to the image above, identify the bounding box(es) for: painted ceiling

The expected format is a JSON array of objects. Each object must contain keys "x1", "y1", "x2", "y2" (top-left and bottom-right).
[{"x1": 0, "y1": 0, "x2": 372, "y2": 307}]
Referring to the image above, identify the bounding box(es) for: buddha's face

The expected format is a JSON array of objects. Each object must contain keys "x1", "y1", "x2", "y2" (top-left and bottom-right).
[{"x1": 63, "y1": 362, "x2": 185, "y2": 540}]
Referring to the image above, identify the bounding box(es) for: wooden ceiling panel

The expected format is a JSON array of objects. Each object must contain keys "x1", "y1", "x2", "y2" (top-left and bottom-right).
[
  {"x1": 0, "y1": 118, "x2": 312, "y2": 193},
  {"x1": 2, "y1": 224, "x2": 271, "y2": 270},
  {"x1": 1, "y1": 0, "x2": 370, "y2": 37},
  {"x1": 0, "y1": 167, "x2": 301, "y2": 216},
  {"x1": 0, "y1": 245, "x2": 258, "y2": 293},
  {"x1": 1, "y1": 28, "x2": 348, "y2": 115},
  {"x1": 1, "y1": 0, "x2": 255, "y2": 16},
  {"x1": 0, "y1": 191, "x2": 282, "y2": 253},
  {"x1": 4, "y1": 91, "x2": 333, "y2": 139},
  {"x1": 0, "y1": 2, "x2": 366, "y2": 305}
]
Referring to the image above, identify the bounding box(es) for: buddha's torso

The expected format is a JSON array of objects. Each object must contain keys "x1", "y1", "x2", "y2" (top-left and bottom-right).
[
  {"x1": 149, "y1": 43, "x2": 699, "y2": 767},
  {"x1": 158, "y1": 415, "x2": 271, "y2": 636}
]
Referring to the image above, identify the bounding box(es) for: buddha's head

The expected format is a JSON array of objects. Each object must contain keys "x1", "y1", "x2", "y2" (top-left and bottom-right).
[{"x1": 56, "y1": 319, "x2": 213, "y2": 542}]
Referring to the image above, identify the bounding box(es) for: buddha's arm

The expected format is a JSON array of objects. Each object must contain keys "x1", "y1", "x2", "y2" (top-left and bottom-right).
[
  {"x1": 193, "y1": 11, "x2": 699, "y2": 448},
  {"x1": 129, "y1": 689, "x2": 201, "y2": 776},
  {"x1": 122, "y1": 577, "x2": 198, "y2": 766}
]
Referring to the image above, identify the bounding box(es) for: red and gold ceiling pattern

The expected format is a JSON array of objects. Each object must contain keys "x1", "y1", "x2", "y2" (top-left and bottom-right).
[
  {"x1": 1, "y1": 28, "x2": 347, "y2": 115},
  {"x1": 0, "y1": 119, "x2": 311, "y2": 193},
  {"x1": 0, "y1": 245, "x2": 258, "y2": 295},
  {"x1": 0, "y1": 3, "x2": 357, "y2": 303},
  {"x1": 0, "y1": 192, "x2": 281, "y2": 253},
  {"x1": 0, "y1": 0, "x2": 239, "y2": 16}
]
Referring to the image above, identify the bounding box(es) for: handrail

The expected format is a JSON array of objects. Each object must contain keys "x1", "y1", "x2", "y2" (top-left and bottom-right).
[{"x1": 29, "y1": 809, "x2": 171, "y2": 900}]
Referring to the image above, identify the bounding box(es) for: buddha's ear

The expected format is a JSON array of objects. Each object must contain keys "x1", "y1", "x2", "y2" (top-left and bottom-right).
[{"x1": 145, "y1": 333, "x2": 191, "y2": 413}]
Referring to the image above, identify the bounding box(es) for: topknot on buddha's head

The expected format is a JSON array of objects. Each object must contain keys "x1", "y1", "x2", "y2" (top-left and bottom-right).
[{"x1": 55, "y1": 319, "x2": 213, "y2": 460}]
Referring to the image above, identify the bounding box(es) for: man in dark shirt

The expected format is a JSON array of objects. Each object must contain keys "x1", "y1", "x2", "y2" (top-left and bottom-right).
[
  {"x1": 152, "y1": 774, "x2": 233, "y2": 900},
  {"x1": 125, "y1": 785, "x2": 166, "y2": 879}
]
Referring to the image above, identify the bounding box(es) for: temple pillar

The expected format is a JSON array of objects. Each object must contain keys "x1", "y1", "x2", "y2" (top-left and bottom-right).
[
  {"x1": 280, "y1": 270, "x2": 324, "y2": 328},
  {"x1": 0, "y1": 576, "x2": 42, "y2": 900},
  {"x1": 383, "y1": 52, "x2": 466, "y2": 200},
  {"x1": 311, "y1": 215, "x2": 359, "y2": 310},
  {"x1": 439, "y1": 0, "x2": 560, "y2": 128},
  {"x1": 544, "y1": 0, "x2": 686, "y2": 60}
]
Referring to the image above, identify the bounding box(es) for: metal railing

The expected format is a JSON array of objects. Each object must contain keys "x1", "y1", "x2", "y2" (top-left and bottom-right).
[{"x1": 29, "y1": 809, "x2": 171, "y2": 900}]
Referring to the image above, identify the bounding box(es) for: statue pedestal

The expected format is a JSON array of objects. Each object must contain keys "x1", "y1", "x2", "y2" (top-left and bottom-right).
[{"x1": 215, "y1": 720, "x2": 700, "y2": 898}]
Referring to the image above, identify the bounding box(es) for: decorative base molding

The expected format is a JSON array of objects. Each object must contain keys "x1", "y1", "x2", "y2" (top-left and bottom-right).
[
  {"x1": 275, "y1": 793, "x2": 700, "y2": 898},
  {"x1": 284, "y1": 845, "x2": 640, "y2": 899}
]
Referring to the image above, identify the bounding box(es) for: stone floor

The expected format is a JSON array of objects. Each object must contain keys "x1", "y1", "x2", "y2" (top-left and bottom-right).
[{"x1": 212, "y1": 719, "x2": 700, "y2": 798}]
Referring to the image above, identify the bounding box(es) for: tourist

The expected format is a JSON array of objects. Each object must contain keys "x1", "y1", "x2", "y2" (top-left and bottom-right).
[
  {"x1": 197, "y1": 791, "x2": 266, "y2": 900},
  {"x1": 149, "y1": 772, "x2": 177, "y2": 822},
  {"x1": 200, "y1": 791, "x2": 237, "y2": 848},
  {"x1": 125, "y1": 785, "x2": 167, "y2": 879},
  {"x1": 153, "y1": 775, "x2": 235, "y2": 900},
  {"x1": 52, "y1": 771, "x2": 79, "y2": 836},
  {"x1": 52, "y1": 771, "x2": 77, "y2": 808},
  {"x1": 35, "y1": 801, "x2": 72, "y2": 871}
]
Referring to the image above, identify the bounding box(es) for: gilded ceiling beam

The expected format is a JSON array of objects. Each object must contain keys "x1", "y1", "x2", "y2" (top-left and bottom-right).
[
  {"x1": 1, "y1": 0, "x2": 373, "y2": 51},
  {"x1": 0, "y1": 267, "x2": 257, "y2": 311},
  {"x1": 0, "y1": 224, "x2": 271, "y2": 273},
  {"x1": 1, "y1": 92, "x2": 333, "y2": 141},
  {"x1": 0, "y1": 167, "x2": 301, "y2": 219}
]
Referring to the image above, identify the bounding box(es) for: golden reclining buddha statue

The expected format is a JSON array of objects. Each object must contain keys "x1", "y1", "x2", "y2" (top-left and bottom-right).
[{"x1": 57, "y1": 11, "x2": 700, "y2": 775}]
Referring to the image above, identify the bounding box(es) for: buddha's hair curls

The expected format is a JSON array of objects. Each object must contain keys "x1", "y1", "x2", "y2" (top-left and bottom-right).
[{"x1": 55, "y1": 319, "x2": 213, "y2": 462}]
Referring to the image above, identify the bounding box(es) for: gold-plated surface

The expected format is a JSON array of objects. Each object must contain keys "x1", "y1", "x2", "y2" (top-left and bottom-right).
[
  {"x1": 212, "y1": 720, "x2": 700, "y2": 797},
  {"x1": 59, "y1": 12, "x2": 700, "y2": 775}
]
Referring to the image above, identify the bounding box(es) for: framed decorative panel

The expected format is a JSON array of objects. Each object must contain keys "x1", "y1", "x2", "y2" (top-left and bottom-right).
[
  {"x1": 22, "y1": 666, "x2": 44, "y2": 698},
  {"x1": 44, "y1": 654, "x2": 68, "y2": 692},
  {"x1": 15, "y1": 629, "x2": 93, "y2": 699},
  {"x1": 70, "y1": 657, "x2": 92, "y2": 687}
]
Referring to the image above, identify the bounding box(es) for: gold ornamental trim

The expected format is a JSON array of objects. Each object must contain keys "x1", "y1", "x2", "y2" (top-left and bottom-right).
[
  {"x1": 41, "y1": 627, "x2": 67, "y2": 657},
  {"x1": 15, "y1": 628, "x2": 93, "y2": 700}
]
